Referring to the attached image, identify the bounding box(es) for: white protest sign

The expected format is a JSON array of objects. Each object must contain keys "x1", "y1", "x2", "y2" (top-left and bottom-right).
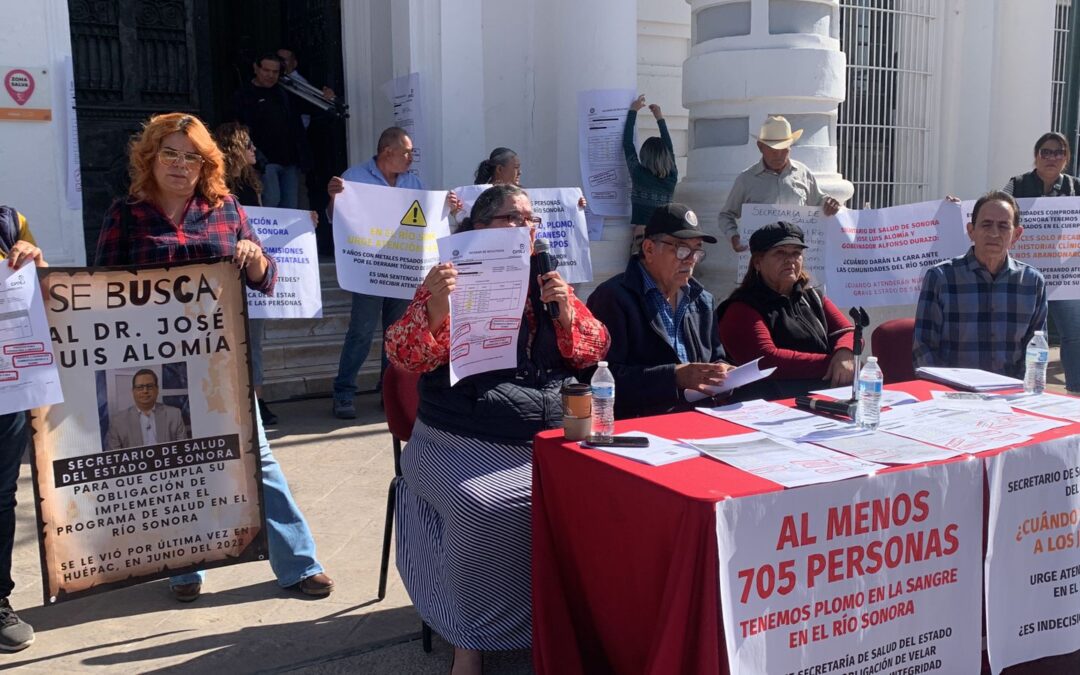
[
  {"x1": 737, "y1": 204, "x2": 826, "y2": 284},
  {"x1": 244, "y1": 207, "x2": 321, "y2": 319},
  {"x1": 961, "y1": 196, "x2": 1080, "y2": 300},
  {"x1": 527, "y1": 188, "x2": 592, "y2": 283},
  {"x1": 437, "y1": 227, "x2": 531, "y2": 385},
  {"x1": 578, "y1": 89, "x2": 634, "y2": 217},
  {"x1": 0, "y1": 262, "x2": 63, "y2": 414},
  {"x1": 716, "y1": 459, "x2": 982, "y2": 675},
  {"x1": 332, "y1": 182, "x2": 450, "y2": 300},
  {"x1": 826, "y1": 200, "x2": 967, "y2": 308},
  {"x1": 985, "y1": 437, "x2": 1080, "y2": 673}
]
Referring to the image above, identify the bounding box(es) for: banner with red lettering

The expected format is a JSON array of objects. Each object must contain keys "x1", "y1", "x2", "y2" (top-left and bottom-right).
[
  {"x1": 985, "y1": 438, "x2": 1080, "y2": 672},
  {"x1": 715, "y1": 459, "x2": 982, "y2": 674},
  {"x1": 825, "y1": 200, "x2": 968, "y2": 307},
  {"x1": 961, "y1": 196, "x2": 1080, "y2": 300},
  {"x1": 30, "y1": 260, "x2": 267, "y2": 603}
]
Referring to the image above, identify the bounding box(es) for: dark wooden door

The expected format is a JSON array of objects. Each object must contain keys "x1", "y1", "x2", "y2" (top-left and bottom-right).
[{"x1": 68, "y1": 0, "x2": 211, "y2": 261}]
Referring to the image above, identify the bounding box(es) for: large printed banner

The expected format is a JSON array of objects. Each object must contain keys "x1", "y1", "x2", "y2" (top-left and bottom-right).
[
  {"x1": 962, "y1": 196, "x2": 1080, "y2": 300},
  {"x1": 245, "y1": 206, "x2": 322, "y2": 319},
  {"x1": 716, "y1": 459, "x2": 982, "y2": 675},
  {"x1": 332, "y1": 182, "x2": 451, "y2": 300},
  {"x1": 737, "y1": 204, "x2": 826, "y2": 284},
  {"x1": 985, "y1": 438, "x2": 1080, "y2": 673},
  {"x1": 31, "y1": 260, "x2": 266, "y2": 603},
  {"x1": 826, "y1": 200, "x2": 968, "y2": 307}
]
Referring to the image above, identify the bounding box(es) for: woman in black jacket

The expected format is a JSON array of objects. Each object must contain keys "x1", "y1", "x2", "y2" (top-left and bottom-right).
[{"x1": 1003, "y1": 132, "x2": 1080, "y2": 393}]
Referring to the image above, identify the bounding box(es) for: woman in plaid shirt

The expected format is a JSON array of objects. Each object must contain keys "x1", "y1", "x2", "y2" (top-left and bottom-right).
[{"x1": 94, "y1": 113, "x2": 334, "y2": 604}]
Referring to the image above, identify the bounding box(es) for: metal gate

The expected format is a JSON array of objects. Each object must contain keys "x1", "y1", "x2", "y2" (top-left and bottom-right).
[{"x1": 837, "y1": 0, "x2": 940, "y2": 209}]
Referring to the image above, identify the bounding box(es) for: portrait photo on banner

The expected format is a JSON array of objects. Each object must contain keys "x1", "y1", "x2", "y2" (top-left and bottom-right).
[{"x1": 96, "y1": 362, "x2": 192, "y2": 451}]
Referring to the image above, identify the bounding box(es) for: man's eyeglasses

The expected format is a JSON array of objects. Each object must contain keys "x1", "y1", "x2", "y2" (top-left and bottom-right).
[
  {"x1": 489, "y1": 213, "x2": 542, "y2": 228},
  {"x1": 1039, "y1": 147, "x2": 1067, "y2": 159},
  {"x1": 133, "y1": 384, "x2": 158, "y2": 391},
  {"x1": 655, "y1": 240, "x2": 707, "y2": 263},
  {"x1": 158, "y1": 147, "x2": 205, "y2": 169}
]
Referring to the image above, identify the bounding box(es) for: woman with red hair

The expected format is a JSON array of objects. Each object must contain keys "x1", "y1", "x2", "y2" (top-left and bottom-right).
[{"x1": 94, "y1": 112, "x2": 334, "y2": 604}]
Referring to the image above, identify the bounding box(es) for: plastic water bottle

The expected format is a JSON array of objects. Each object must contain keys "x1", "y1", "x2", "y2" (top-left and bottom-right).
[
  {"x1": 590, "y1": 361, "x2": 616, "y2": 442},
  {"x1": 856, "y1": 356, "x2": 883, "y2": 431},
  {"x1": 1024, "y1": 330, "x2": 1050, "y2": 394}
]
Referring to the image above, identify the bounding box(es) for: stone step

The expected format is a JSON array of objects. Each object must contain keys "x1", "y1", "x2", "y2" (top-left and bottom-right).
[{"x1": 257, "y1": 259, "x2": 391, "y2": 402}]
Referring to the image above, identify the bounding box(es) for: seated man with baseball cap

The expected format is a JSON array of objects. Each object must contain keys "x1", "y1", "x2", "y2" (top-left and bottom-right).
[
  {"x1": 718, "y1": 221, "x2": 855, "y2": 400},
  {"x1": 719, "y1": 115, "x2": 843, "y2": 252},
  {"x1": 587, "y1": 203, "x2": 733, "y2": 418}
]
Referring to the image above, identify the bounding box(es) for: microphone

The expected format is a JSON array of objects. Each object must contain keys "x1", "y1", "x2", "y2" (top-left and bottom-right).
[
  {"x1": 533, "y1": 238, "x2": 560, "y2": 320},
  {"x1": 794, "y1": 396, "x2": 856, "y2": 419}
]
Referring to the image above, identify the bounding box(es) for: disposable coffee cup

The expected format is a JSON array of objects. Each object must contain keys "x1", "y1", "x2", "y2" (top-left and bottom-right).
[
  {"x1": 561, "y1": 382, "x2": 592, "y2": 418},
  {"x1": 561, "y1": 382, "x2": 592, "y2": 441}
]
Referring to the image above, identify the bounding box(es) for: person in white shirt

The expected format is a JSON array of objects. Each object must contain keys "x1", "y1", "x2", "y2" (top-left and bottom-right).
[{"x1": 104, "y1": 369, "x2": 188, "y2": 450}]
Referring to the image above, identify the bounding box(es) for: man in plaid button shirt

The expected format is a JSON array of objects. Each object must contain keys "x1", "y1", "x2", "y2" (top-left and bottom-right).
[{"x1": 913, "y1": 191, "x2": 1048, "y2": 379}]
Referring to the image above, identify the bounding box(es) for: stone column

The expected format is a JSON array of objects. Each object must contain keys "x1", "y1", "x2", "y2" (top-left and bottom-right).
[{"x1": 678, "y1": 0, "x2": 853, "y2": 297}]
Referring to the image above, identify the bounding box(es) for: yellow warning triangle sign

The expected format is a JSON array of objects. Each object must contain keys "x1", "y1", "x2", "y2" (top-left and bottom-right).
[{"x1": 400, "y1": 200, "x2": 427, "y2": 227}]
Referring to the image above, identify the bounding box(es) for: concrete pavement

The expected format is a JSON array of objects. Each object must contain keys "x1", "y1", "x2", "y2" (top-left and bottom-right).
[{"x1": 3, "y1": 392, "x2": 530, "y2": 673}]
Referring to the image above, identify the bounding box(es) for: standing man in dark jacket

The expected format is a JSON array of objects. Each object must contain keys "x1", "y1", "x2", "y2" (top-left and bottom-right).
[
  {"x1": 588, "y1": 203, "x2": 732, "y2": 418},
  {"x1": 234, "y1": 52, "x2": 310, "y2": 208}
]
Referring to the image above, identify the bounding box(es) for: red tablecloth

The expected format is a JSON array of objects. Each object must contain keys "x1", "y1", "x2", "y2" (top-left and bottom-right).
[{"x1": 531, "y1": 381, "x2": 1080, "y2": 674}]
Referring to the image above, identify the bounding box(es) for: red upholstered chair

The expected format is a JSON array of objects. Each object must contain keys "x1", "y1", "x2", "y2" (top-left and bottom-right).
[
  {"x1": 871, "y1": 318, "x2": 917, "y2": 384},
  {"x1": 379, "y1": 363, "x2": 433, "y2": 651}
]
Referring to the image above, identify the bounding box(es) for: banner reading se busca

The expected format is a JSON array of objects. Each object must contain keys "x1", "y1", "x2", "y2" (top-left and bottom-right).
[{"x1": 30, "y1": 259, "x2": 266, "y2": 603}]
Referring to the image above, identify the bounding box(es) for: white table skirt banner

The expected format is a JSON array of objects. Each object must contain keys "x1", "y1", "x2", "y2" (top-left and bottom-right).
[
  {"x1": 715, "y1": 458, "x2": 983, "y2": 675},
  {"x1": 985, "y1": 437, "x2": 1080, "y2": 673}
]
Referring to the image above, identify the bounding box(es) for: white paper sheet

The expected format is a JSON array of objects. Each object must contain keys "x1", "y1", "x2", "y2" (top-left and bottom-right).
[
  {"x1": 437, "y1": 227, "x2": 532, "y2": 385},
  {"x1": 582, "y1": 431, "x2": 700, "y2": 466},
  {"x1": 876, "y1": 402, "x2": 1033, "y2": 453},
  {"x1": 698, "y1": 398, "x2": 862, "y2": 441},
  {"x1": 683, "y1": 357, "x2": 777, "y2": 403},
  {"x1": 683, "y1": 432, "x2": 882, "y2": 487},
  {"x1": 0, "y1": 263, "x2": 63, "y2": 414},
  {"x1": 813, "y1": 430, "x2": 966, "y2": 465},
  {"x1": 577, "y1": 89, "x2": 634, "y2": 217},
  {"x1": 810, "y1": 385, "x2": 918, "y2": 408},
  {"x1": 1006, "y1": 392, "x2": 1080, "y2": 422},
  {"x1": 381, "y1": 72, "x2": 426, "y2": 184},
  {"x1": 929, "y1": 390, "x2": 1013, "y2": 414},
  {"x1": 915, "y1": 366, "x2": 1024, "y2": 391},
  {"x1": 245, "y1": 207, "x2": 322, "y2": 319}
]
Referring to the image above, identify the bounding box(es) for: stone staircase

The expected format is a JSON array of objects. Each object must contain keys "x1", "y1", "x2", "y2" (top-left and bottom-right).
[{"x1": 258, "y1": 261, "x2": 383, "y2": 402}]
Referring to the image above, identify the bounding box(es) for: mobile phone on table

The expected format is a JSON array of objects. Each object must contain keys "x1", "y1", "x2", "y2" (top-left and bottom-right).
[{"x1": 582, "y1": 435, "x2": 650, "y2": 448}]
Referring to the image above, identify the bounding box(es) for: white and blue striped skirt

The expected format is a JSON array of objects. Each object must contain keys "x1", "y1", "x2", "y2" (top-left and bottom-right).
[{"x1": 395, "y1": 419, "x2": 532, "y2": 650}]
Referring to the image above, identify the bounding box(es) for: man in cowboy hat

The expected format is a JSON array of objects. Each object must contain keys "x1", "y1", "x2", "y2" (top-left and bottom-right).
[{"x1": 719, "y1": 115, "x2": 843, "y2": 252}]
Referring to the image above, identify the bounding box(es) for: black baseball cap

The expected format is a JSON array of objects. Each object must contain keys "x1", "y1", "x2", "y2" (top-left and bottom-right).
[
  {"x1": 644, "y1": 203, "x2": 717, "y2": 243},
  {"x1": 749, "y1": 221, "x2": 807, "y2": 253}
]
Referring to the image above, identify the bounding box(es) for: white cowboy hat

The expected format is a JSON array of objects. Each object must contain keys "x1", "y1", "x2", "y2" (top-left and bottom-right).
[{"x1": 753, "y1": 115, "x2": 803, "y2": 149}]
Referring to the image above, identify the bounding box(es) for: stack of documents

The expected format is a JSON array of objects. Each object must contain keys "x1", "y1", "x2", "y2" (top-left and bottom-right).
[{"x1": 915, "y1": 367, "x2": 1023, "y2": 391}]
